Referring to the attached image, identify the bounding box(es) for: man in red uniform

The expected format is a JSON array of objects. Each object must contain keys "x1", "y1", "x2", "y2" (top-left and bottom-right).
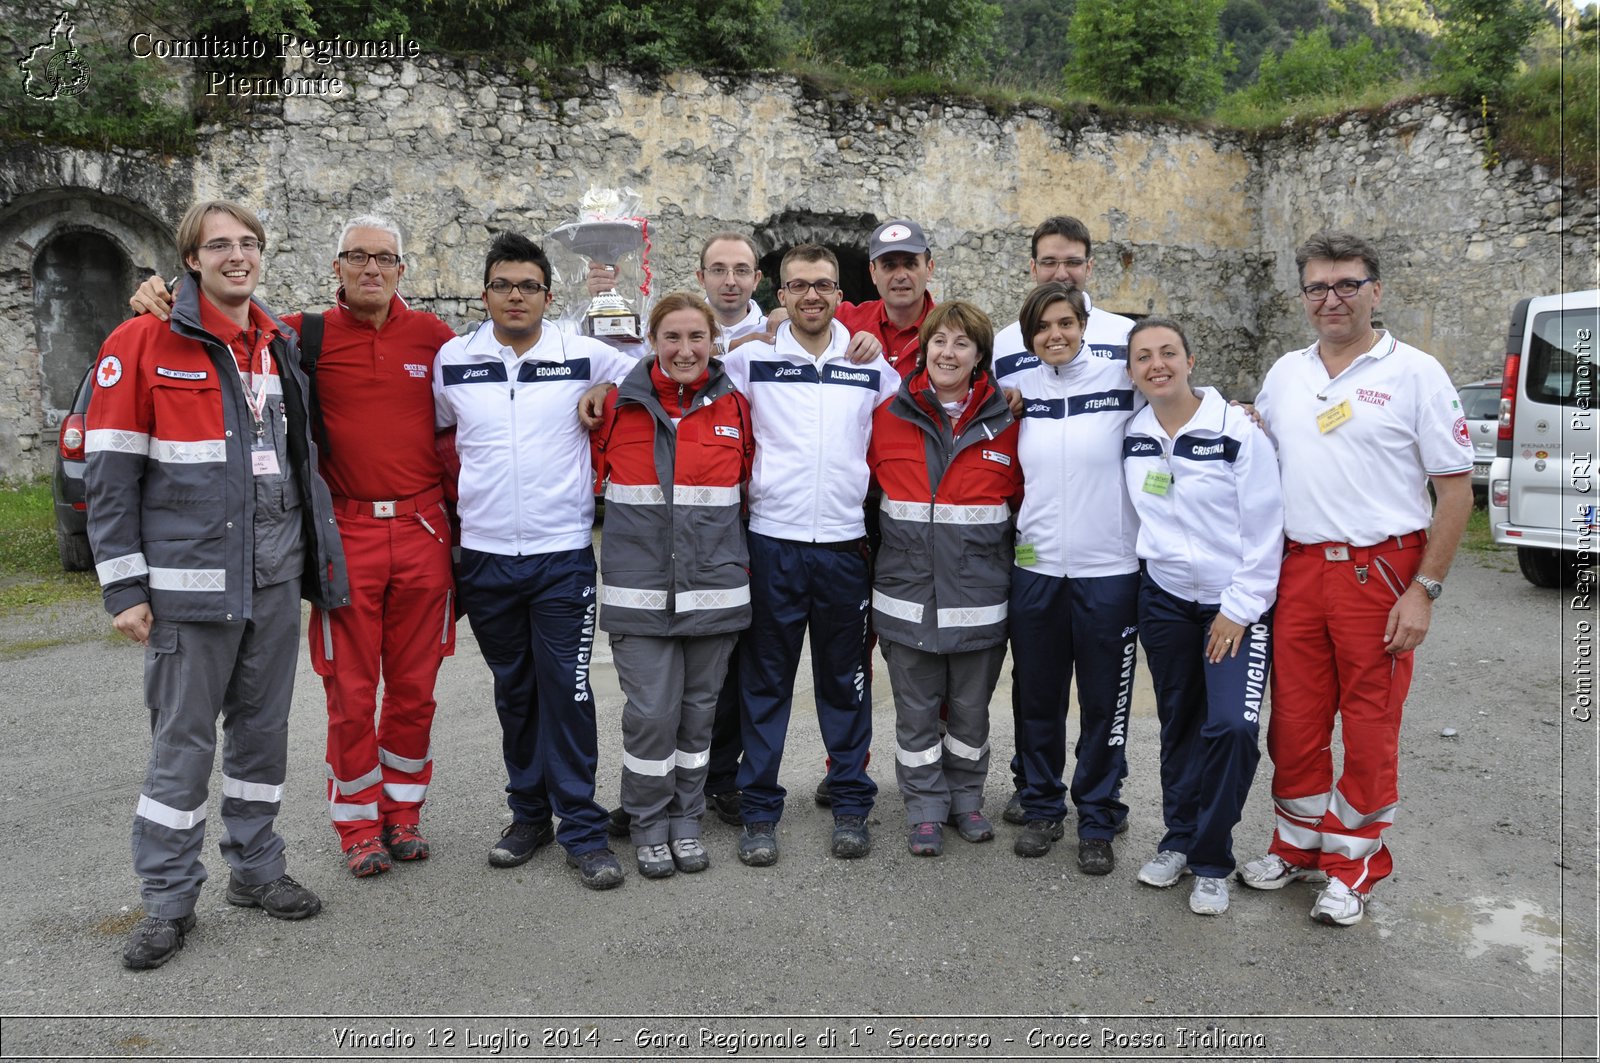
[
  {"x1": 836, "y1": 218, "x2": 937, "y2": 382},
  {"x1": 130, "y1": 215, "x2": 458, "y2": 878}
]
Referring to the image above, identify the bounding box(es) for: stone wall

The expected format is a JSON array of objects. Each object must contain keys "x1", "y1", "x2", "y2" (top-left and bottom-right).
[{"x1": 1, "y1": 58, "x2": 1592, "y2": 478}]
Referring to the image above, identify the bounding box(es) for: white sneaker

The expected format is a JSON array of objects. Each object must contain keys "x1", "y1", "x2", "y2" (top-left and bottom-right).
[
  {"x1": 1237, "y1": 852, "x2": 1322, "y2": 891},
  {"x1": 1310, "y1": 880, "x2": 1365, "y2": 926},
  {"x1": 1189, "y1": 875, "x2": 1230, "y2": 915},
  {"x1": 1136, "y1": 849, "x2": 1191, "y2": 888}
]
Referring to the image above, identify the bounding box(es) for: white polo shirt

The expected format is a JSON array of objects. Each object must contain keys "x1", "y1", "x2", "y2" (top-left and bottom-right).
[
  {"x1": 434, "y1": 321, "x2": 635, "y2": 556},
  {"x1": 720, "y1": 319, "x2": 899, "y2": 543},
  {"x1": 718, "y1": 300, "x2": 768, "y2": 349},
  {"x1": 1255, "y1": 331, "x2": 1473, "y2": 546},
  {"x1": 994, "y1": 292, "x2": 1137, "y2": 384}
]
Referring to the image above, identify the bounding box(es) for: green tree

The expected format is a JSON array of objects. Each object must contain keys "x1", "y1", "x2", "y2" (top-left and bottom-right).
[
  {"x1": 1065, "y1": 0, "x2": 1235, "y2": 110},
  {"x1": 1231, "y1": 26, "x2": 1399, "y2": 107},
  {"x1": 986, "y1": 0, "x2": 1076, "y2": 89},
  {"x1": 804, "y1": 0, "x2": 1002, "y2": 78},
  {"x1": 1435, "y1": 0, "x2": 1545, "y2": 98}
]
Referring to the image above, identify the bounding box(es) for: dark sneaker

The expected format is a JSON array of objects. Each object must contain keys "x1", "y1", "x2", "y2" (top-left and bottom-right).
[
  {"x1": 1002, "y1": 790, "x2": 1026, "y2": 825},
  {"x1": 225, "y1": 873, "x2": 322, "y2": 920},
  {"x1": 831, "y1": 815, "x2": 871, "y2": 859},
  {"x1": 566, "y1": 847, "x2": 625, "y2": 890},
  {"x1": 707, "y1": 791, "x2": 743, "y2": 826},
  {"x1": 948, "y1": 810, "x2": 995, "y2": 843},
  {"x1": 813, "y1": 777, "x2": 832, "y2": 807},
  {"x1": 1078, "y1": 837, "x2": 1115, "y2": 876},
  {"x1": 121, "y1": 914, "x2": 195, "y2": 970},
  {"x1": 670, "y1": 837, "x2": 710, "y2": 873},
  {"x1": 908, "y1": 821, "x2": 944, "y2": 857},
  {"x1": 1013, "y1": 818, "x2": 1065, "y2": 858},
  {"x1": 606, "y1": 805, "x2": 630, "y2": 838},
  {"x1": 738, "y1": 822, "x2": 779, "y2": 867},
  {"x1": 488, "y1": 820, "x2": 555, "y2": 868},
  {"x1": 381, "y1": 823, "x2": 429, "y2": 862},
  {"x1": 343, "y1": 836, "x2": 392, "y2": 878}
]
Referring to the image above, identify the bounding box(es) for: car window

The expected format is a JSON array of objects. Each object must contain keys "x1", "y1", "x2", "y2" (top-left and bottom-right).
[
  {"x1": 1457, "y1": 386, "x2": 1499, "y2": 420},
  {"x1": 1526, "y1": 307, "x2": 1600, "y2": 407}
]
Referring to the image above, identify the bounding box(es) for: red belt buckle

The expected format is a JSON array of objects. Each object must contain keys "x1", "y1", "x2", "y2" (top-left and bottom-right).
[
  {"x1": 1323, "y1": 545, "x2": 1350, "y2": 561},
  {"x1": 372, "y1": 500, "x2": 397, "y2": 518}
]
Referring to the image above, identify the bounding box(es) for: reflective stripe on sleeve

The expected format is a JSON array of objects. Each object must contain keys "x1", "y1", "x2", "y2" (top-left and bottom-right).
[
  {"x1": 872, "y1": 590, "x2": 924, "y2": 624},
  {"x1": 96, "y1": 552, "x2": 149, "y2": 586},
  {"x1": 86, "y1": 428, "x2": 150, "y2": 455},
  {"x1": 221, "y1": 775, "x2": 283, "y2": 804},
  {"x1": 136, "y1": 793, "x2": 205, "y2": 830}
]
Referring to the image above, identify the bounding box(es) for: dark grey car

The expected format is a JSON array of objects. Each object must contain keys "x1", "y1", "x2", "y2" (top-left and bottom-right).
[{"x1": 1457, "y1": 378, "x2": 1499, "y2": 500}]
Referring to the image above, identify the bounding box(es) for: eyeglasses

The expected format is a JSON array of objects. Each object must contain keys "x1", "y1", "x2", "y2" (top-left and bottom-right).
[
  {"x1": 200, "y1": 238, "x2": 262, "y2": 255},
  {"x1": 338, "y1": 250, "x2": 401, "y2": 269},
  {"x1": 486, "y1": 279, "x2": 550, "y2": 295},
  {"x1": 782, "y1": 279, "x2": 840, "y2": 295},
  {"x1": 703, "y1": 266, "x2": 755, "y2": 279},
  {"x1": 1035, "y1": 256, "x2": 1088, "y2": 270},
  {"x1": 1301, "y1": 277, "x2": 1375, "y2": 300}
]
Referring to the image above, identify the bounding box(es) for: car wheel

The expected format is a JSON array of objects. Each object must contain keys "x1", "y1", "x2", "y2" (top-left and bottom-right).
[
  {"x1": 1517, "y1": 546, "x2": 1562, "y2": 589},
  {"x1": 56, "y1": 524, "x2": 93, "y2": 572}
]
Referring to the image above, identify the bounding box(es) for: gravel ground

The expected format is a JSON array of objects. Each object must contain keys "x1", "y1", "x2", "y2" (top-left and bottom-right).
[{"x1": 0, "y1": 540, "x2": 1593, "y2": 1062}]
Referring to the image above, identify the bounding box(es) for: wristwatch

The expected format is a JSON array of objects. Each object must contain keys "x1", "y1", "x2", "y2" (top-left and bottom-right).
[{"x1": 1412, "y1": 574, "x2": 1443, "y2": 600}]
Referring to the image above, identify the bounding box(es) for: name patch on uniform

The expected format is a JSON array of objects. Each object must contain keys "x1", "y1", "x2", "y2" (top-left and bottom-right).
[
  {"x1": 714, "y1": 425, "x2": 742, "y2": 439},
  {"x1": 822, "y1": 364, "x2": 881, "y2": 390},
  {"x1": 518, "y1": 358, "x2": 591, "y2": 383},
  {"x1": 1175, "y1": 434, "x2": 1240, "y2": 463},
  {"x1": 1068, "y1": 389, "x2": 1134, "y2": 416},
  {"x1": 403, "y1": 362, "x2": 428, "y2": 379},
  {"x1": 442, "y1": 362, "x2": 508, "y2": 386},
  {"x1": 750, "y1": 361, "x2": 818, "y2": 384},
  {"x1": 155, "y1": 366, "x2": 208, "y2": 381},
  {"x1": 1022, "y1": 398, "x2": 1066, "y2": 419},
  {"x1": 1123, "y1": 436, "x2": 1161, "y2": 458},
  {"x1": 1316, "y1": 399, "x2": 1353, "y2": 434},
  {"x1": 1089, "y1": 345, "x2": 1127, "y2": 361},
  {"x1": 981, "y1": 449, "x2": 1011, "y2": 466},
  {"x1": 95, "y1": 355, "x2": 123, "y2": 388}
]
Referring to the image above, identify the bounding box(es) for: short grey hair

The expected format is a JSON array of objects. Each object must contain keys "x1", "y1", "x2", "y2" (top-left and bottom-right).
[{"x1": 336, "y1": 214, "x2": 405, "y2": 261}]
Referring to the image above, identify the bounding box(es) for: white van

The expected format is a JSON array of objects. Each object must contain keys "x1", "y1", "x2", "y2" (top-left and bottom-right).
[{"x1": 1489, "y1": 289, "x2": 1600, "y2": 587}]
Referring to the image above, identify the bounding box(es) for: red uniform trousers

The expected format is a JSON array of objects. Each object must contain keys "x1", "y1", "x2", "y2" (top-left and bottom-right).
[
  {"x1": 1266, "y1": 533, "x2": 1425, "y2": 893},
  {"x1": 310, "y1": 490, "x2": 455, "y2": 846}
]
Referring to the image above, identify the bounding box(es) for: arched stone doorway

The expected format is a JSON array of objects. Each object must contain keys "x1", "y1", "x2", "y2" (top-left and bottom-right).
[
  {"x1": 752, "y1": 210, "x2": 878, "y2": 308},
  {"x1": 33, "y1": 230, "x2": 136, "y2": 416}
]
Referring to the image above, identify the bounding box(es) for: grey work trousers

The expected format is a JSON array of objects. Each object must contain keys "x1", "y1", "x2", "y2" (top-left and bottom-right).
[
  {"x1": 612, "y1": 632, "x2": 738, "y2": 846},
  {"x1": 881, "y1": 639, "x2": 1007, "y2": 826},
  {"x1": 132, "y1": 578, "x2": 302, "y2": 918}
]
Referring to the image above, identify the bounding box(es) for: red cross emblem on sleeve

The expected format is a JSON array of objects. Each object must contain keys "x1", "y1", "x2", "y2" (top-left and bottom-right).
[{"x1": 96, "y1": 355, "x2": 123, "y2": 388}]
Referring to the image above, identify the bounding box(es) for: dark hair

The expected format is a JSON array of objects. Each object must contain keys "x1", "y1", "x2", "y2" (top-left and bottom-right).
[
  {"x1": 698, "y1": 231, "x2": 760, "y2": 269},
  {"x1": 917, "y1": 300, "x2": 996, "y2": 376},
  {"x1": 1126, "y1": 316, "x2": 1194, "y2": 361},
  {"x1": 1294, "y1": 230, "x2": 1381, "y2": 283},
  {"x1": 1031, "y1": 216, "x2": 1092, "y2": 260},
  {"x1": 483, "y1": 231, "x2": 552, "y2": 287},
  {"x1": 779, "y1": 243, "x2": 840, "y2": 281},
  {"x1": 1017, "y1": 282, "x2": 1090, "y2": 350},
  {"x1": 648, "y1": 290, "x2": 717, "y2": 340},
  {"x1": 177, "y1": 200, "x2": 265, "y2": 264}
]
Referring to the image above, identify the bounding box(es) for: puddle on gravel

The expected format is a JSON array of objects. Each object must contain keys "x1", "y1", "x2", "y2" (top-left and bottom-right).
[{"x1": 1392, "y1": 896, "x2": 1563, "y2": 974}]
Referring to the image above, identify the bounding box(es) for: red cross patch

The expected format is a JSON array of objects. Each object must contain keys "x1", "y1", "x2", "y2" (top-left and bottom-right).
[{"x1": 96, "y1": 355, "x2": 123, "y2": 388}]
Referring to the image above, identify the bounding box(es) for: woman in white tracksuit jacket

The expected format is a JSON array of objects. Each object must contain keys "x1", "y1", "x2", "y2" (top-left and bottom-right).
[{"x1": 1120, "y1": 317, "x2": 1283, "y2": 916}]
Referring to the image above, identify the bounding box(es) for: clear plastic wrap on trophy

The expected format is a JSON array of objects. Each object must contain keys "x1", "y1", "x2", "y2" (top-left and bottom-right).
[{"x1": 549, "y1": 187, "x2": 652, "y2": 351}]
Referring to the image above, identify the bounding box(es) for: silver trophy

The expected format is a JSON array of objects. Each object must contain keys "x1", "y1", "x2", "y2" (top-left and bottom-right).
[{"x1": 548, "y1": 217, "x2": 646, "y2": 343}]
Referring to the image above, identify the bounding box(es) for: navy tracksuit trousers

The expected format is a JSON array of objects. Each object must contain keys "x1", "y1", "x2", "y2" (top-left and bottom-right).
[
  {"x1": 738, "y1": 532, "x2": 876, "y2": 822},
  {"x1": 456, "y1": 546, "x2": 609, "y2": 854},
  {"x1": 1010, "y1": 567, "x2": 1138, "y2": 838},
  {"x1": 1138, "y1": 574, "x2": 1267, "y2": 878}
]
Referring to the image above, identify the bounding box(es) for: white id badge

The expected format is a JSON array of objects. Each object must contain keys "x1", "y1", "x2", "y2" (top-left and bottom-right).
[{"x1": 251, "y1": 442, "x2": 281, "y2": 477}]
